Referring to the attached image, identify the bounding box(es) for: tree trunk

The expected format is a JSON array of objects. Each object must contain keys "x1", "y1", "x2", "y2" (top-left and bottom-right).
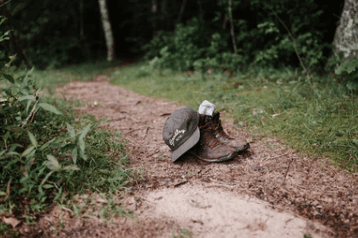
[
  {"x1": 80, "y1": 0, "x2": 84, "y2": 39},
  {"x1": 333, "y1": 0, "x2": 358, "y2": 60},
  {"x1": 80, "y1": 0, "x2": 91, "y2": 59},
  {"x1": 151, "y1": 0, "x2": 157, "y2": 36},
  {"x1": 161, "y1": 0, "x2": 168, "y2": 30},
  {"x1": 176, "y1": 0, "x2": 187, "y2": 24},
  {"x1": 98, "y1": 0, "x2": 115, "y2": 61},
  {"x1": 197, "y1": 0, "x2": 204, "y2": 23},
  {"x1": 228, "y1": 0, "x2": 237, "y2": 53}
]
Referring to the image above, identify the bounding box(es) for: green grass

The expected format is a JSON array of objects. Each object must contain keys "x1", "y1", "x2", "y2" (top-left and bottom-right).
[
  {"x1": 34, "y1": 61, "x2": 116, "y2": 92},
  {"x1": 110, "y1": 64, "x2": 358, "y2": 171}
]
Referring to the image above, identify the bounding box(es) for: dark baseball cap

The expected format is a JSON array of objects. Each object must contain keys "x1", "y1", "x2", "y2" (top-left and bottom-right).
[{"x1": 163, "y1": 108, "x2": 200, "y2": 162}]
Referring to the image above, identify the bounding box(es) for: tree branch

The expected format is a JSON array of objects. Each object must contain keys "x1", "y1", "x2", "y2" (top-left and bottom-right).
[
  {"x1": 176, "y1": 0, "x2": 187, "y2": 24},
  {"x1": 20, "y1": 96, "x2": 40, "y2": 127},
  {"x1": 0, "y1": 0, "x2": 13, "y2": 9},
  {"x1": 271, "y1": 11, "x2": 310, "y2": 78}
]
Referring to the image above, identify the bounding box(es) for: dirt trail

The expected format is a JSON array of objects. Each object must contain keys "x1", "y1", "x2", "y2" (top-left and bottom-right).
[{"x1": 19, "y1": 75, "x2": 358, "y2": 237}]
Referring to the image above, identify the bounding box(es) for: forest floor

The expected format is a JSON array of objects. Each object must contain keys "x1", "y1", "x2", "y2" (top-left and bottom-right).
[{"x1": 17, "y1": 75, "x2": 358, "y2": 238}]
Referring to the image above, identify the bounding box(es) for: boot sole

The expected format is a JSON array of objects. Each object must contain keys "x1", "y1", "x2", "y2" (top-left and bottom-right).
[{"x1": 189, "y1": 150, "x2": 239, "y2": 163}]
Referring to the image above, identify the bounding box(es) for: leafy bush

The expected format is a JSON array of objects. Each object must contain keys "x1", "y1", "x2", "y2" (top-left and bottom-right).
[
  {"x1": 0, "y1": 68, "x2": 82, "y2": 203},
  {"x1": 25, "y1": 37, "x2": 85, "y2": 69},
  {"x1": 248, "y1": 0, "x2": 328, "y2": 70},
  {"x1": 335, "y1": 58, "x2": 358, "y2": 90},
  {"x1": 0, "y1": 63, "x2": 131, "y2": 229},
  {"x1": 144, "y1": 18, "x2": 245, "y2": 73},
  {"x1": 145, "y1": 18, "x2": 213, "y2": 71},
  {"x1": 4, "y1": 1, "x2": 98, "y2": 69},
  {"x1": 144, "y1": 0, "x2": 330, "y2": 76}
]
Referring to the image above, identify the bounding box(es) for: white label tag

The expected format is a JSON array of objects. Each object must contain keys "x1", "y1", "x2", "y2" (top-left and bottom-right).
[{"x1": 198, "y1": 100, "x2": 216, "y2": 116}]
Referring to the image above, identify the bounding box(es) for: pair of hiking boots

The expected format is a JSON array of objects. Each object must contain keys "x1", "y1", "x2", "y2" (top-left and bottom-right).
[{"x1": 188, "y1": 112, "x2": 250, "y2": 162}]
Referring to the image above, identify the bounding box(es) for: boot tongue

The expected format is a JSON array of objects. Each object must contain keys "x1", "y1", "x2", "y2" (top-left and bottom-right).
[
  {"x1": 213, "y1": 112, "x2": 220, "y2": 121},
  {"x1": 198, "y1": 115, "x2": 209, "y2": 127}
]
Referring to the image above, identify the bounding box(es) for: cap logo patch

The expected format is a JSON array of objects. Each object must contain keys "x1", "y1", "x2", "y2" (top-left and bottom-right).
[{"x1": 169, "y1": 129, "x2": 186, "y2": 146}]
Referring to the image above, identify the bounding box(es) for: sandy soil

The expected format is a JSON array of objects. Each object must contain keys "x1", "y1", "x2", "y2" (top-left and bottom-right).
[{"x1": 14, "y1": 75, "x2": 358, "y2": 238}]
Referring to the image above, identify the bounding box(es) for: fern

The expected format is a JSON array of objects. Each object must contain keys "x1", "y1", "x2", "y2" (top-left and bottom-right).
[{"x1": 335, "y1": 59, "x2": 358, "y2": 75}]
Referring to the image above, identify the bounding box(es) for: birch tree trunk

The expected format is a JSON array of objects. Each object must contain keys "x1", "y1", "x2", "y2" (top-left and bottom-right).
[
  {"x1": 333, "y1": 0, "x2": 358, "y2": 60},
  {"x1": 98, "y1": 0, "x2": 115, "y2": 61}
]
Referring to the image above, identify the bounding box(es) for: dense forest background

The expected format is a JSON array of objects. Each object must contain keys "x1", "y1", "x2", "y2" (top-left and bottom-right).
[
  {"x1": 0, "y1": 0, "x2": 343, "y2": 64},
  {"x1": 1, "y1": 0, "x2": 358, "y2": 86}
]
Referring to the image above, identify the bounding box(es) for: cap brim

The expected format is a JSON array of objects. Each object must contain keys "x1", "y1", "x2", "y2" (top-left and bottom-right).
[{"x1": 171, "y1": 127, "x2": 200, "y2": 162}]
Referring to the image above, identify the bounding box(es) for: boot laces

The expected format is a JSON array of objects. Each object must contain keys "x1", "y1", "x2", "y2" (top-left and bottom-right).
[
  {"x1": 199, "y1": 115, "x2": 230, "y2": 139},
  {"x1": 199, "y1": 117, "x2": 221, "y2": 131}
]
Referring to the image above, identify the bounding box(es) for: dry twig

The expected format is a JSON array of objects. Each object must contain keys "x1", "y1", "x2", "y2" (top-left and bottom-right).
[
  {"x1": 0, "y1": 0, "x2": 13, "y2": 8},
  {"x1": 282, "y1": 158, "x2": 295, "y2": 185},
  {"x1": 263, "y1": 152, "x2": 290, "y2": 161},
  {"x1": 271, "y1": 12, "x2": 310, "y2": 78},
  {"x1": 20, "y1": 96, "x2": 40, "y2": 127}
]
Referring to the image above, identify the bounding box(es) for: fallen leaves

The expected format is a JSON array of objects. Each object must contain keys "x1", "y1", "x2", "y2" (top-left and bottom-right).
[{"x1": 1, "y1": 216, "x2": 21, "y2": 228}]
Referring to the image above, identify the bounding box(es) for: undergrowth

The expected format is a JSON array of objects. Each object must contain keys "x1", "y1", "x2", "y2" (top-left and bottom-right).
[
  {"x1": 111, "y1": 64, "x2": 358, "y2": 172},
  {"x1": 0, "y1": 64, "x2": 131, "y2": 235}
]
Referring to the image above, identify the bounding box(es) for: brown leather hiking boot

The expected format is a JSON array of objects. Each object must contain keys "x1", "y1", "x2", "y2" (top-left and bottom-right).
[
  {"x1": 199, "y1": 113, "x2": 250, "y2": 152},
  {"x1": 188, "y1": 129, "x2": 239, "y2": 162}
]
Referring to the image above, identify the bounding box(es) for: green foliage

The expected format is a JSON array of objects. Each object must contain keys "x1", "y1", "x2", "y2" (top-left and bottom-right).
[
  {"x1": 145, "y1": 19, "x2": 243, "y2": 73},
  {"x1": 0, "y1": 0, "x2": 342, "y2": 73},
  {"x1": 252, "y1": 0, "x2": 327, "y2": 70},
  {"x1": 335, "y1": 59, "x2": 358, "y2": 75},
  {"x1": 3, "y1": 1, "x2": 99, "y2": 68},
  {"x1": 34, "y1": 60, "x2": 116, "y2": 91},
  {"x1": 146, "y1": 18, "x2": 214, "y2": 71},
  {"x1": 0, "y1": 69, "x2": 78, "y2": 203},
  {"x1": 0, "y1": 16, "x2": 10, "y2": 43},
  {"x1": 145, "y1": 0, "x2": 329, "y2": 74},
  {"x1": 0, "y1": 63, "x2": 130, "y2": 223},
  {"x1": 26, "y1": 37, "x2": 84, "y2": 69},
  {"x1": 334, "y1": 59, "x2": 358, "y2": 90}
]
